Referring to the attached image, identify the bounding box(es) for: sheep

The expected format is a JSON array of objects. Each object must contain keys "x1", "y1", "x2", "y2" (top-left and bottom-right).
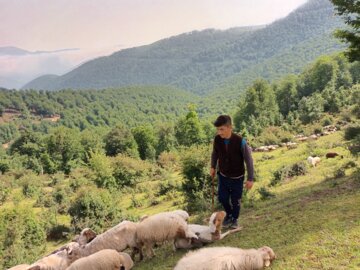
[
  {"x1": 72, "y1": 228, "x2": 97, "y2": 246},
  {"x1": 7, "y1": 265, "x2": 30, "y2": 270},
  {"x1": 326, "y1": 152, "x2": 343, "y2": 159},
  {"x1": 65, "y1": 249, "x2": 133, "y2": 270},
  {"x1": 136, "y1": 211, "x2": 198, "y2": 259},
  {"x1": 69, "y1": 221, "x2": 138, "y2": 261},
  {"x1": 49, "y1": 228, "x2": 96, "y2": 256},
  {"x1": 174, "y1": 246, "x2": 276, "y2": 270},
  {"x1": 174, "y1": 211, "x2": 241, "y2": 249},
  {"x1": 307, "y1": 156, "x2": 321, "y2": 167},
  {"x1": 27, "y1": 248, "x2": 75, "y2": 270}
]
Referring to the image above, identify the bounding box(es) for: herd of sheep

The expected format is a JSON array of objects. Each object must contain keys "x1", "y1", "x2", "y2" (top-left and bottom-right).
[{"x1": 8, "y1": 210, "x2": 276, "y2": 270}]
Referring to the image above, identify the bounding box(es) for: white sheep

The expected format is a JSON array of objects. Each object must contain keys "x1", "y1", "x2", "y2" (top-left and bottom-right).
[
  {"x1": 307, "y1": 156, "x2": 321, "y2": 167},
  {"x1": 72, "y1": 228, "x2": 97, "y2": 246},
  {"x1": 65, "y1": 249, "x2": 133, "y2": 270},
  {"x1": 49, "y1": 228, "x2": 96, "y2": 256},
  {"x1": 69, "y1": 221, "x2": 138, "y2": 260},
  {"x1": 27, "y1": 248, "x2": 75, "y2": 270},
  {"x1": 136, "y1": 211, "x2": 198, "y2": 259},
  {"x1": 7, "y1": 264, "x2": 30, "y2": 270},
  {"x1": 174, "y1": 246, "x2": 276, "y2": 270},
  {"x1": 175, "y1": 211, "x2": 241, "y2": 249}
]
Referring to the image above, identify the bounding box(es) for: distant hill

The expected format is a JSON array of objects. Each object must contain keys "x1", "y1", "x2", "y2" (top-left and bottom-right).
[{"x1": 23, "y1": 0, "x2": 345, "y2": 94}]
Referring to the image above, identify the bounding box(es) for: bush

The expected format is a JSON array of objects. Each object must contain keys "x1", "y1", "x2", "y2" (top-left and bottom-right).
[
  {"x1": 0, "y1": 207, "x2": 47, "y2": 269},
  {"x1": 344, "y1": 125, "x2": 360, "y2": 140},
  {"x1": 322, "y1": 116, "x2": 333, "y2": 126},
  {"x1": 334, "y1": 168, "x2": 346, "y2": 179},
  {"x1": 112, "y1": 154, "x2": 152, "y2": 188},
  {"x1": 258, "y1": 187, "x2": 276, "y2": 200},
  {"x1": 270, "y1": 162, "x2": 307, "y2": 186},
  {"x1": 158, "y1": 178, "x2": 180, "y2": 196},
  {"x1": 19, "y1": 172, "x2": 42, "y2": 198},
  {"x1": 68, "y1": 188, "x2": 122, "y2": 232},
  {"x1": 157, "y1": 151, "x2": 179, "y2": 170},
  {"x1": 180, "y1": 145, "x2": 212, "y2": 212}
]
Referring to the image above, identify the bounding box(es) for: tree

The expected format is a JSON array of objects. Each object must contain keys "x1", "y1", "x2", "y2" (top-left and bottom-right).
[
  {"x1": 132, "y1": 125, "x2": 156, "y2": 160},
  {"x1": 155, "y1": 123, "x2": 177, "y2": 155},
  {"x1": 331, "y1": 0, "x2": 360, "y2": 61},
  {"x1": 234, "y1": 79, "x2": 279, "y2": 135},
  {"x1": 297, "y1": 56, "x2": 339, "y2": 97},
  {"x1": 104, "y1": 125, "x2": 139, "y2": 158},
  {"x1": 275, "y1": 75, "x2": 299, "y2": 116},
  {"x1": 175, "y1": 105, "x2": 205, "y2": 147},
  {"x1": 298, "y1": 93, "x2": 325, "y2": 123},
  {"x1": 46, "y1": 127, "x2": 84, "y2": 174}
]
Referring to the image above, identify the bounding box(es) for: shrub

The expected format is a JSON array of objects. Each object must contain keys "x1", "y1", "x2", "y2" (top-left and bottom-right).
[
  {"x1": 334, "y1": 168, "x2": 346, "y2": 179},
  {"x1": 158, "y1": 178, "x2": 180, "y2": 196},
  {"x1": 180, "y1": 145, "x2": 212, "y2": 212},
  {"x1": 0, "y1": 207, "x2": 47, "y2": 269},
  {"x1": 112, "y1": 154, "x2": 152, "y2": 188},
  {"x1": 270, "y1": 162, "x2": 307, "y2": 186},
  {"x1": 258, "y1": 187, "x2": 276, "y2": 200},
  {"x1": 68, "y1": 188, "x2": 122, "y2": 232},
  {"x1": 322, "y1": 116, "x2": 333, "y2": 126},
  {"x1": 19, "y1": 172, "x2": 42, "y2": 198},
  {"x1": 344, "y1": 125, "x2": 360, "y2": 140},
  {"x1": 157, "y1": 151, "x2": 179, "y2": 170}
]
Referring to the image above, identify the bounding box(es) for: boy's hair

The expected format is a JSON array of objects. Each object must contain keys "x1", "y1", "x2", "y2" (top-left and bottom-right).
[{"x1": 213, "y1": 115, "x2": 232, "y2": 127}]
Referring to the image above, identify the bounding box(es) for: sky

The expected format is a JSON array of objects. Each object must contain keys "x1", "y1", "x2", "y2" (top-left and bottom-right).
[{"x1": 0, "y1": 0, "x2": 307, "y2": 89}]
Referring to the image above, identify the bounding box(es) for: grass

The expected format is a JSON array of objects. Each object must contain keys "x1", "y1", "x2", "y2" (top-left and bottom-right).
[
  {"x1": 2, "y1": 131, "x2": 359, "y2": 269},
  {"x1": 131, "y1": 131, "x2": 360, "y2": 269}
]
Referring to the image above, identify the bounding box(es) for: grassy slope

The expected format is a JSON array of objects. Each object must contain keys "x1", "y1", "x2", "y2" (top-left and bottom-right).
[{"x1": 132, "y1": 131, "x2": 360, "y2": 269}]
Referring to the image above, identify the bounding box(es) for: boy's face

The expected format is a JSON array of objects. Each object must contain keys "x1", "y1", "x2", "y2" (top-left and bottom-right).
[{"x1": 216, "y1": 124, "x2": 232, "y2": 139}]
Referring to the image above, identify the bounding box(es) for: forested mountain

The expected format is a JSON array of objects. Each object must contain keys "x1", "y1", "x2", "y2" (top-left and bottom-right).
[{"x1": 23, "y1": 0, "x2": 344, "y2": 94}]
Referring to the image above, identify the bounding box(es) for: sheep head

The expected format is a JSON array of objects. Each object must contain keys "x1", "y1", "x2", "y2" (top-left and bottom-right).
[
  {"x1": 258, "y1": 246, "x2": 276, "y2": 267},
  {"x1": 209, "y1": 211, "x2": 226, "y2": 233}
]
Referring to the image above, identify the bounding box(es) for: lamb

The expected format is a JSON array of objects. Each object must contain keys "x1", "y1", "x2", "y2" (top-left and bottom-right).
[
  {"x1": 326, "y1": 152, "x2": 343, "y2": 159},
  {"x1": 72, "y1": 228, "x2": 97, "y2": 246},
  {"x1": 174, "y1": 211, "x2": 241, "y2": 249},
  {"x1": 7, "y1": 265, "x2": 30, "y2": 270},
  {"x1": 65, "y1": 249, "x2": 133, "y2": 270},
  {"x1": 27, "y1": 248, "x2": 75, "y2": 270},
  {"x1": 49, "y1": 228, "x2": 96, "y2": 256},
  {"x1": 307, "y1": 156, "x2": 321, "y2": 167},
  {"x1": 174, "y1": 246, "x2": 276, "y2": 270},
  {"x1": 136, "y1": 211, "x2": 198, "y2": 259},
  {"x1": 69, "y1": 221, "x2": 138, "y2": 260}
]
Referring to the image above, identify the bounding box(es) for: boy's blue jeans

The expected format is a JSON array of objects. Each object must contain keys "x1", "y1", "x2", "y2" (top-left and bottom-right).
[{"x1": 217, "y1": 172, "x2": 244, "y2": 220}]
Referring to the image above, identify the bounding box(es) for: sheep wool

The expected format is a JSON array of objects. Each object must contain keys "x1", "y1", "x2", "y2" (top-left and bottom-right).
[
  {"x1": 174, "y1": 246, "x2": 276, "y2": 270},
  {"x1": 65, "y1": 250, "x2": 133, "y2": 270}
]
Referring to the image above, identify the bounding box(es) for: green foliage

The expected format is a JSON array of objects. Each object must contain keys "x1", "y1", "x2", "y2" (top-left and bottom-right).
[
  {"x1": 275, "y1": 75, "x2": 299, "y2": 116},
  {"x1": 68, "y1": 188, "x2": 121, "y2": 232},
  {"x1": 0, "y1": 207, "x2": 46, "y2": 269},
  {"x1": 180, "y1": 145, "x2": 211, "y2": 211},
  {"x1": 104, "y1": 125, "x2": 139, "y2": 158},
  {"x1": 234, "y1": 79, "x2": 279, "y2": 136},
  {"x1": 132, "y1": 125, "x2": 156, "y2": 160},
  {"x1": 334, "y1": 168, "x2": 346, "y2": 179},
  {"x1": 155, "y1": 123, "x2": 177, "y2": 155},
  {"x1": 298, "y1": 93, "x2": 325, "y2": 123},
  {"x1": 270, "y1": 162, "x2": 307, "y2": 186},
  {"x1": 46, "y1": 127, "x2": 84, "y2": 174},
  {"x1": 112, "y1": 154, "x2": 152, "y2": 188},
  {"x1": 331, "y1": 0, "x2": 360, "y2": 62},
  {"x1": 258, "y1": 187, "x2": 275, "y2": 200},
  {"x1": 88, "y1": 151, "x2": 116, "y2": 190},
  {"x1": 175, "y1": 105, "x2": 205, "y2": 147}
]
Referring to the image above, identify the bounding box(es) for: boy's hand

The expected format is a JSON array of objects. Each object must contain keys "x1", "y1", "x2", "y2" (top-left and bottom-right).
[
  {"x1": 210, "y1": 168, "x2": 216, "y2": 178},
  {"x1": 245, "y1": 180, "x2": 254, "y2": 190}
]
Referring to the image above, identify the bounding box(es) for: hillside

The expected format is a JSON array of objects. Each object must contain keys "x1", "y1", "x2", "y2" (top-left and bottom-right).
[
  {"x1": 1, "y1": 130, "x2": 358, "y2": 269},
  {"x1": 23, "y1": 0, "x2": 344, "y2": 94},
  {"x1": 133, "y1": 132, "x2": 360, "y2": 269}
]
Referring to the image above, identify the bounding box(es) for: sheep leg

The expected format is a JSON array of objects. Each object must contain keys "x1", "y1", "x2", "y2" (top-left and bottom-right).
[
  {"x1": 219, "y1": 227, "x2": 242, "y2": 240},
  {"x1": 144, "y1": 242, "x2": 155, "y2": 258}
]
